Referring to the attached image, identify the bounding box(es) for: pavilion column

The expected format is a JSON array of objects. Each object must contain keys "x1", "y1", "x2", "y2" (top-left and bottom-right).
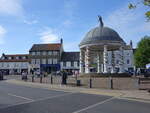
[
  {"x1": 97, "y1": 53, "x2": 101, "y2": 73},
  {"x1": 79, "y1": 49, "x2": 84, "y2": 73},
  {"x1": 85, "y1": 46, "x2": 90, "y2": 73},
  {"x1": 103, "y1": 45, "x2": 108, "y2": 73},
  {"x1": 111, "y1": 51, "x2": 115, "y2": 73},
  {"x1": 119, "y1": 46, "x2": 124, "y2": 73}
]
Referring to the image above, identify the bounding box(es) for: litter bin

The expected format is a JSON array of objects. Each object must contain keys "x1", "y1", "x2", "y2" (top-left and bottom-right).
[{"x1": 76, "y1": 80, "x2": 81, "y2": 86}]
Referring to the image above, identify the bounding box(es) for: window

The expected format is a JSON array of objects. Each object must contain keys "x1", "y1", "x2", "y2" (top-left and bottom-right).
[
  {"x1": 19, "y1": 56, "x2": 22, "y2": 59},
  {"x1": 48, "y1": 51, "x2": 52, "y2": 55},
  {"x1": 7, "y1": 63, "x2": 9, "y2": 67},
  {"x1": 16, "y1": 56, "x2": 19, "y2": 59},
  {"x1": 22, "y1": 56, "x2": 26, "y2": 59},
  {"x1": 63, "y1": 62, "x2": 66, "y2": 67},
  {"x1": 126, "y1": 53, "x2": 130, "y2": 56},
  {"x1": 8, "y1": 57, "x2": 12, "y2": 60},
  {"x1": 127, "y1": 59, "x2": 130, "y2": 64},
  {"x1": 31, "y1": 52, "x2": 35, "y2": 55},
  {"x1": 36, "y1": 59, "x2": 40, "y2": 64},
  {"x1": 71, "y1": 61, "x2": 74, "y2": 67},
  {"x1": 1, "y1": 63, "x2": 4, "y2": 67},
  {"x1": 74, "y1": 61, "x2": 78, "y2": 67},
  {"x1": 42, "y1": 59, "x2": 46, "y2": 64},
  {"x1": 22, "y1": 63, "x2": 27, "y2": 67},
  {"x1": 14, "y1": 63, "x2": 17, "y2": 67},
  {"x1": 16, "y1": 63, "x2": 19, "y2": 67},
  {"x1": 53, "y1": 59, "x2": 58, "y2": 64},
  {"x1": 37, "y1": 52, "x2": 40, "y2": 55},
  {"x1": 53, "y1": 51, "x2": 58, "y2": 55},
  {"x1": 116, "y1": 60, "x2": 119, "y2": 64},
  {"x1": 42, "y1": 51, "x2": 47, "y2": 55},
  {"x1": 31, "y1": 59, "x2": 36, "y2": 64},
  {"x1": 66, "y1": 61, "x2": 71, "y2": 67},
  {"x1": 48, "y1": 59, "x2": 52, "y2": 64},
  {"x1": 1, "y1": 56, "x2": 5, "y2": 60}
]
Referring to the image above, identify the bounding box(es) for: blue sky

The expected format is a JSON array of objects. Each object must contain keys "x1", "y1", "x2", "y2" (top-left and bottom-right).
[{"x1": 0, "y1": 0, "x2": 149, "y2": 55}]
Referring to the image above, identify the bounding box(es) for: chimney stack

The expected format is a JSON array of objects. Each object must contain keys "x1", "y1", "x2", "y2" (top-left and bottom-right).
[
  {"x1": 130, "y1": 40, "x2": 133, "y2": 48},
  {"x1": 60, "y1": 38, "x2": 63, "y2": 44}
]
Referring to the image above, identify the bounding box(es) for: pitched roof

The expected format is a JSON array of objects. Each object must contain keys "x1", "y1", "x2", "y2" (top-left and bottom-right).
[
  {"x1": 61, "y1": 52, "x2": 79, "y2": 61},
  {"x1": 0, "y1": 59, "x2": 30, "y2": 62},
  {"x1": 5, "y1": 54, "x2": 29, "y2": 57},
  {"x1": 0, "y1": 54, "x2": 30, "y2": 62},
  {"x1": 29, "y1": 43, "x2": 62, "y2": 51}
]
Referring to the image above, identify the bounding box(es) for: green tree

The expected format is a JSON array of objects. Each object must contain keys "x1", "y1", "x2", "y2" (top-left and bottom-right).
[
  {"x1": 129, "y1": 0, "x2": 150, "y2": 21},
  {"x1": 134, "y1": 36, "x2": 150, "y2": 68}
]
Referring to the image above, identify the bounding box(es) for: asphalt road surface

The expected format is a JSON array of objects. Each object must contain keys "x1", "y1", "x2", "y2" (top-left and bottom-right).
[{"x1": 0, "y1": 81, "x2": 150, "y2": 113}]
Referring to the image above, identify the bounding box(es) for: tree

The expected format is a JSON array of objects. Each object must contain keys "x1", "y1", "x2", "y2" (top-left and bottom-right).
[
  {"x1": 134, "y1": 36, "x2": 150, "y2": 68},
  {"x1": 128, "y1": 0, "x2": 150, "y2": 21}
]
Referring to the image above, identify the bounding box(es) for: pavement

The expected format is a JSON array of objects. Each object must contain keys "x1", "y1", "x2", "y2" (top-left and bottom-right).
[{"x1": 0, "y1": 78, "x2": 150, "y2": 113}]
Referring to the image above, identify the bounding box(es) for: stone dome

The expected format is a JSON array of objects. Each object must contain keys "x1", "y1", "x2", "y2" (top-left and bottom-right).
[{"x1": 79, "y1": 16, "x2": 125, "y2": 47}]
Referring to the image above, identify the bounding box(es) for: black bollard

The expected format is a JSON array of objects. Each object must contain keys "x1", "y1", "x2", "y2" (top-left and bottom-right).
[
  {"x1": 50, "y1": 76, "x2": 53, "y2": 84},
  {"x1": 110, "y1": 77, "x2": 113, "y2": 89},
  {"x1": 138, "y1": 78, "x2": 140, "y2": 84},
  {"x1": 32, "y1": 75, "x2": 34, "y2": 82},
  {"x1": 90, "y1": 78, "x2": 92, "y2": 88},
  {"x1": 40, "y1": 76, "x2": 42, "y2": 83}
]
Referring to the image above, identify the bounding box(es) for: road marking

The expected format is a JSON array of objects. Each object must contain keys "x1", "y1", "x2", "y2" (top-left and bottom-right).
[
  {"x1": 73, "y1": 97, "x2": 115, "y2": 113},
  {"x1": 32, "y1": 92, "x2": 75, "y2": 102},
  {"x1": 0, "y1": 92, "x2": 75, "y2": 110},
  {"x1": 7, "y1": 93, "x2": 34, "y2": 101}
]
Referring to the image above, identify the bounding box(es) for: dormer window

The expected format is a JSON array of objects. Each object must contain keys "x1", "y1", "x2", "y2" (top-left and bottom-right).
[
  {"x1": 22, "y1": 56, "x2": 26, "y2": 59},
  {"x1": 16, "y1": 56, "x2": 19, "y2": 60}
]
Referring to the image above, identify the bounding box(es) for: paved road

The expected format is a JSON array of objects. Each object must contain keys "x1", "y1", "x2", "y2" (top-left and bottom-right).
[{"x1": 0, "y1": 81, "x2": 150, "y2": 113}]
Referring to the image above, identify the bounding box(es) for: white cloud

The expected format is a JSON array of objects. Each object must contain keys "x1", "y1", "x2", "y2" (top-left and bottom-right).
[
  {"x1": 104, "y1": 4, "x2": 149, "y2": 46},
  {"x1": 39, "y1": 28, "x2": 59, "y2": 43},
  {"x1": 0, "y1": 25, "x2": 6, "y2": 44},
  {"x1": 62, "y1": 19, "x2": 72, "y2": 27},
  {"x1": 23, "y1": 19, "x2": 38, "y2": 25},
  {"x1": 0, "y1": 0, "x2": 24, "y2": 16}
]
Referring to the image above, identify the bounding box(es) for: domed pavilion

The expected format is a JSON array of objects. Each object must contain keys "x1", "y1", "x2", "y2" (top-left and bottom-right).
[{"x1": 79, "y1": 16, "x2": 127, "y2": 74}]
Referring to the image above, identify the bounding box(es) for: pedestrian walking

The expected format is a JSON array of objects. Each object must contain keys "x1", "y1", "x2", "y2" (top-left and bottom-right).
[{"x1": 61, "y1": 70, "x2": 68, "y2": 85}]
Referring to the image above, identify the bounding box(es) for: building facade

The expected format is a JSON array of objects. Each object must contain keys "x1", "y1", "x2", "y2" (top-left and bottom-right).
[
  {"x1": 0, "y1": 54, "x2": 29, "y2": 75},
  {"x1": 29, "y1": 42, "x2": 63, "y2": 73},
  {"x1": 60, "y1": 52, "x2": 80, "y2": 73},
  {"x1": 0, "y1": 39, "x2": 80, "y2": 75}
]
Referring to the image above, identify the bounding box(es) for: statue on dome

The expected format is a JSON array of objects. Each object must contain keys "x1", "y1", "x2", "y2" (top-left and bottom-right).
[{"x1": 98, "y1": 15, "x2": 104, "y2": 27}]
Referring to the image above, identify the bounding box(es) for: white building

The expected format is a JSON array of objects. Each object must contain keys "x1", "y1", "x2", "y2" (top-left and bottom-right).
[{"x1": 0, "y1": 54, "x2": 30, "y2": 75}]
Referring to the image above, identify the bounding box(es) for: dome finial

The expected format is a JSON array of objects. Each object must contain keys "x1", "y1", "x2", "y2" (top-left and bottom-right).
[{"x1": 98, "y1": 15, "x2": 104, "y2": 27}]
